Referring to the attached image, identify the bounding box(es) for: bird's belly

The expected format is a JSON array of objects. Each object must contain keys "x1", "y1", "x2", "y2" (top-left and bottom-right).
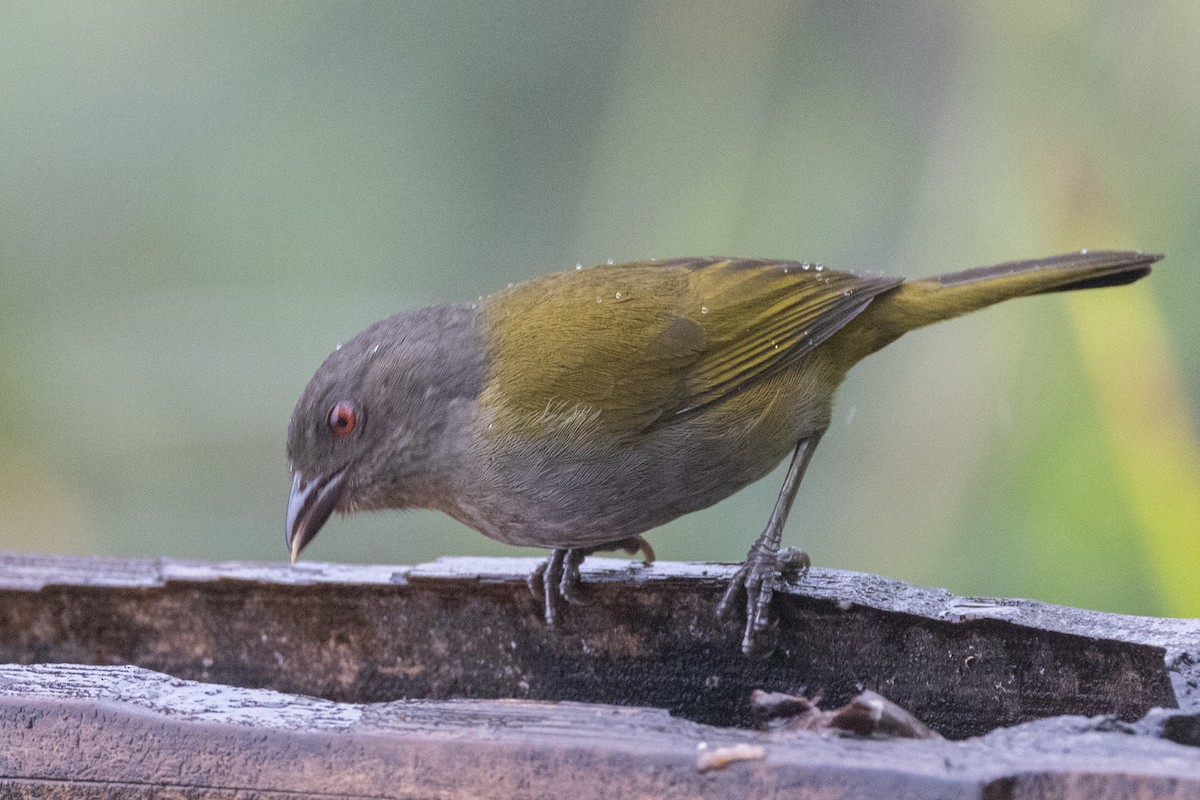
[{"x1": 453, "y1": 368, "x2": 835, "y2": 549}]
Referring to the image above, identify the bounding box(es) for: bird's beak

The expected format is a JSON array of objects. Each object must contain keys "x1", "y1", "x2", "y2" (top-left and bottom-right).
[{"x1": 285, "y1": 468, "x2": 347, "y2": 563}]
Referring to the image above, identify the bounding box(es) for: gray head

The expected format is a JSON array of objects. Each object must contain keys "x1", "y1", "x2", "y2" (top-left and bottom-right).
[{"x1": 285, "y1": 304, "x2": 484, "y2": 561}]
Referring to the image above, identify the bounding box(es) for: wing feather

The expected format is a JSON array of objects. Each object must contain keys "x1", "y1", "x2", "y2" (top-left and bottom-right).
[{"x1": 483, "y1": 257, "x2": 901, "y2": 434}]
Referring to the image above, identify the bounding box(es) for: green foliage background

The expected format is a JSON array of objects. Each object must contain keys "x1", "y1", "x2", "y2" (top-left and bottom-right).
[{"x1": 3, "y1": 2, "x2": 1197, "y2": 617}]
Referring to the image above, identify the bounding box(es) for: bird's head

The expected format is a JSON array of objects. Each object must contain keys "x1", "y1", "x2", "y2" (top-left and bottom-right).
[{"x1": 284, "y1": 305, "x2": 483, "y2": 562}]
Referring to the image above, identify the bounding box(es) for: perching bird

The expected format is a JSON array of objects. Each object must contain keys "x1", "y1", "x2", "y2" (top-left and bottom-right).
[{"x1": 286, "y1": 250, "x2": 1156, "y2": 654}]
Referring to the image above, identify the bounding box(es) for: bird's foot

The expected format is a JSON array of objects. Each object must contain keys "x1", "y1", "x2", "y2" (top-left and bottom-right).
[
  {"x1": 527, "y1": 536, "x2": 655, "y2": 626},
  {"x1": 717, "y1": 546, "x2": 810, "y2": 657},
  {"x1": 527, "y1": 549, "x2": 585, "y2": 625}
]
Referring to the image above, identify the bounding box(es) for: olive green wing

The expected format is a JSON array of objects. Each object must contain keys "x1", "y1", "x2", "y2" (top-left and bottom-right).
[
  {"x1": 664, "y1": 258, "x2": 902, "y2": 416},
  {"x1": 482, "y1": 257, "x2": 902, "y2": 434}
]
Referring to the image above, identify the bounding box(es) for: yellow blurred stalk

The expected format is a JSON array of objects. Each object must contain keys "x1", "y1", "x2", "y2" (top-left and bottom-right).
[{"x1": 1067, "y1": 284, "x2": 1200, "y2": 617}]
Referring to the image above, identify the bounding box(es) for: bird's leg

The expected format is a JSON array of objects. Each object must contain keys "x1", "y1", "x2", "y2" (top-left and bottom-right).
[
  {"x1": 528, "y1": 548, "x2": 569, "y2": 625},
  {"x1": 717, "y1": 432, "x2": 823, "y2": 656},
  {"x1": 528, "y1": 535, "x2": 655, "y2": 623}
]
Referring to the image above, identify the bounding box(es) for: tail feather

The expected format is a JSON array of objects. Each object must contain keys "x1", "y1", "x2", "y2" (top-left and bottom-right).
[
  {"x1": 929, "y1": 250, "x2": 1156, "y2": 294},
  {"x1": 846, "y1": 250, "x2": 1159, "y2": 357}
]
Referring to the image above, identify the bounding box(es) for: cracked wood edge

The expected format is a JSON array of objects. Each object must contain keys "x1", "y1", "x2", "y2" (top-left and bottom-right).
[
  {"x1": 1, "y1": 549, "x2": 1195, "y2": 657},
  {"x1": 1, "y1": 663, "x2": 1199, "y2": 800}
]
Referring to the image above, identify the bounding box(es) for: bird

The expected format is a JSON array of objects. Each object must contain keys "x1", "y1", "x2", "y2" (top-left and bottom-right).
[{"x1": 285, "y1": 249, "x2": 1157, "y2": 655}]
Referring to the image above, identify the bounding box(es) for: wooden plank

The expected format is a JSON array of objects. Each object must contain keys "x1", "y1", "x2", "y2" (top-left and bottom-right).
[
  {"x1": 0, "y1": 551, "x2": 1198, "y2": 797},
  {"x1": 1, "y1": 663, "x2": 1199, "y2": 799},
  {"x1": 0, "y1": 552, "x2": 1191, "y2": 736}
]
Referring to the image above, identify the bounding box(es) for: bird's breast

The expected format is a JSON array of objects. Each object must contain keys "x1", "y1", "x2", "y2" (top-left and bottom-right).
[{"x1": 447, "y1": 357, "x2": 842, "y2": 549}]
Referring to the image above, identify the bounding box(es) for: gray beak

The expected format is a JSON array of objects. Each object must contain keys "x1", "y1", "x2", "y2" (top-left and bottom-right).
[{"x1": 285, "y1": 468, "x2": 347, "y2": 562}]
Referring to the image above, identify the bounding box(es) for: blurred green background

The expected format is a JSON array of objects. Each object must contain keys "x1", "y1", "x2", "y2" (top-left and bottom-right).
[{"x1": 2, "y1": 2, "x2": 1197, "y2": 617}]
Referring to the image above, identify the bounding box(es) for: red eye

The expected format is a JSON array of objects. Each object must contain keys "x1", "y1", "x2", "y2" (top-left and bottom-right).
[{"x1": 328, "y1": 402, "x2": 357, "y2": 437}]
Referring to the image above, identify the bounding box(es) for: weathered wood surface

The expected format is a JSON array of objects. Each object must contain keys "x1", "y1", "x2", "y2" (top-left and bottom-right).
[
  {"x1": 1, "y1": 551, "x2": 1198, "y2": 798},
  {"x1": 1, "y1": 662, "x2": 1199, "y2": 800}
]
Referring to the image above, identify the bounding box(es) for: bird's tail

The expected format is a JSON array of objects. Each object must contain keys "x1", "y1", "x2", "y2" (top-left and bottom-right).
[{"x1": 857, "y1": 250, "x2": 1158, "y2": 351}]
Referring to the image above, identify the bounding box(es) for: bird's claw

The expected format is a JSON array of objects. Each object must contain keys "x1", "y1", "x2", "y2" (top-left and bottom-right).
[
  {"x1": 527, "y1": 550, "x2": 581, "y2": 626},
  {"x1": 558, "y1": 549, "x2": 591, "y2": 606},
  {"x1": 718, "y1": 545, "x2": 809, "y2": 657},
  {"x1": 529, "y1": 537, "x2": 653, "y2": 625}
]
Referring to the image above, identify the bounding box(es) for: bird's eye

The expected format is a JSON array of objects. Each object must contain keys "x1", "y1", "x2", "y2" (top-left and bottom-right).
[{"x1": 327, "y1": 402, "x2": 358, "y2": 437}]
